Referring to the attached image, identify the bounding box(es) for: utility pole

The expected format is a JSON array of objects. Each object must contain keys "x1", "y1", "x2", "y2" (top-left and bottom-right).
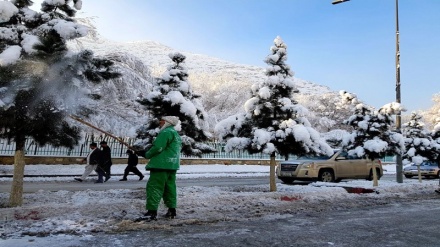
[{"x1": 395, "y1": 0, "x2": 403, "y2": 183}]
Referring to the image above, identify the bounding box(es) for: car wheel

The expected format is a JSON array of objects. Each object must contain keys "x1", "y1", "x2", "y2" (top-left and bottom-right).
[
  {"x1": 279, "y1": 178, "x2": 294, "y2": 184},
  {"x1": 404, "y1": 175, "x2": 413, "y2": 178},
  {"x1": 367, "y1": 168, "x2": 381, "y2": 181},
  {"x1": 437, "y1": 171, "x2": 440, "y2": 178},
  {"x1": 318, "y1": 169, "x2": 335, "y2": 182},
  {"x1": 376, "y1": 168, "x2": 382, "y2": 180}
]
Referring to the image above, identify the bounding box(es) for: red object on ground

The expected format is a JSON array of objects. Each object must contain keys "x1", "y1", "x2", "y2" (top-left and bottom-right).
[
  {"x1": 280, "y1": 196, "x2": 301, "y2": 201},
  {"x1": 343, "y1": 187, "x2": 376, "y2": 194}
]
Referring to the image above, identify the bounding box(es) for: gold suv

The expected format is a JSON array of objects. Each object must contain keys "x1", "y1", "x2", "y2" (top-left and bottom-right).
[{"x1": 276, "y1": 150, "x2": 383, "y2": 183}]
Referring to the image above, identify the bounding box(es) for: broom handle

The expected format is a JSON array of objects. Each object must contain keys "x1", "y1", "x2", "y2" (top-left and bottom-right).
[{"x1": 69, "y1": 115, "x2": 131, "y2": 148}]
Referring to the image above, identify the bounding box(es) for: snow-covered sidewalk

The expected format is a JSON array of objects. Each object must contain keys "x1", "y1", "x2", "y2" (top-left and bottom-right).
[
  {"x1": 0, "y1": 164, "x2": 270, "y2": 181},
  {"x1": 1, "y1": 163, "x2": 439, "y2": 245}
]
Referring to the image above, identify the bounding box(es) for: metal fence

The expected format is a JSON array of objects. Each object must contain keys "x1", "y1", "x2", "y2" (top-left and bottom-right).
[
  {"x1": 0, "y1": 135, "x2": 135, "y2": 158},
  {"x1": 0, "y1": 136, "x2": 395, "y2": 161},
  {"x1": 0, "y1": 136, "x2": 281, "y2": 160}
]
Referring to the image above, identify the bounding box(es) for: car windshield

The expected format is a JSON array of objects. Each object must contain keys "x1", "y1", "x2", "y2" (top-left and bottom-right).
[
  {"x1": 296, "y1": 155, "x2": 332, "y2": 160},
  {"x1": 421, "y1": 161, "x2": 437, "y2": 166},
  {"x1": 408, "y1": 161, "x2": 437, "y2": 167}
]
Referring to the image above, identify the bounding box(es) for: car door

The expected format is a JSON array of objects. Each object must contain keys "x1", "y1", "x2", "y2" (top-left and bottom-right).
[
  {"x1": 350, "y1": 156, "x2": 370, "y2": 177},
  {"x1": 334, "y1": 151, "x2": 354, "y2": 178}
]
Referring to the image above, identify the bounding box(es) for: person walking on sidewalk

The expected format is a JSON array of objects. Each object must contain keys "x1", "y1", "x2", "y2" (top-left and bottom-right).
[
  {"x1": 100, "y1": 141, "x2": 112, "y2": 182},
  {"x1": 74, "y1": 142, "x2": 104, "y2": 183},
  {"x1": 136, "y1": 116, "x2": 182, "y2": 221},
  {"x1": 120, "y1": 149, "x2": 144, "y2": 181}
]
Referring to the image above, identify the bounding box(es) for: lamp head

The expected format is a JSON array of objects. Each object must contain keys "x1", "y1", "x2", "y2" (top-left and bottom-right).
[{"x1": 332, "y1": 0, "x2": 350, "y2": 5}]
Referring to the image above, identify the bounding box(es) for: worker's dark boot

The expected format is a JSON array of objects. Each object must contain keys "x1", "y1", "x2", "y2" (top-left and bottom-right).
[
  {"x1": 165, "y1": 208, "x2": 176, "y2": 219},
  {"x1": 135, "y1": 210, "x2": 157, "y2": 222}
]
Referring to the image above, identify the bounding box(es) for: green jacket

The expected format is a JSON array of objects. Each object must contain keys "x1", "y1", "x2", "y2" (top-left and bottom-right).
[{"x1": 144, "y1": 126, "x2": 182, "y2": 170}]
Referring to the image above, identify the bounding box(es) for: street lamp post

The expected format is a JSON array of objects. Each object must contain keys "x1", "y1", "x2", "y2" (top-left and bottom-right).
[
  {"x1": 332, "y1": 0, "x2": 350, "y2": 4},
  {"x1": 332, "y1": 0, "x2": 403, "y2": 183},
  {"x1": 395, "y1": 0, "x2": 403, "y2": 183}
]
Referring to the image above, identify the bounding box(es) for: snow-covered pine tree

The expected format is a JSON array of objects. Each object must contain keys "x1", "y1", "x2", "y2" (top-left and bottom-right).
[
  {"x1": 342, "y1": 103, "x2": 406, "y2": 185},
  {"x1": 429, "y1": 110, "x2": 440, "y2": 166},
  {"x1": 0, "y1": 0, "x2": 119, "y2": 207},
  {"x1": 421, "y1": 93, "x2": 440, "y2": 130},
  {"x1": 215, "y1": 36, "x2": 332, "y2": 191},
  {"x1": 135, "y1": 52, "x2": 215, "y2": 157},
  {"x1": 343, "y1": 102, "x2": 405, "y2": 169},
  {"x1": 428, "y1": 98, "x2": 440, "y2": 144},
  {"x1": 433, "y1": 125, "x2": 440, "y2": 155},
  {"x1": 402, "y1": 112, "x2": 437, "y2": 181},
  {"x1": 402, "y1": 112, "x2": 436, "y2": 164}
]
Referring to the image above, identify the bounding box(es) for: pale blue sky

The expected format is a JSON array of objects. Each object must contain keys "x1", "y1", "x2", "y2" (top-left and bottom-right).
[{"x1": 40, "y1": 0, "x2": 440, "y2": 112}]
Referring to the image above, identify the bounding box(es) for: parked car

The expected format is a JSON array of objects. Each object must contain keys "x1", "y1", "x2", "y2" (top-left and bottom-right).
[
  {"x1": 403, "y1": 161, "x2": 440, "y2": 179},
  {"x1": 276, "y1": 150, "x2": 383, "y2": 183}
]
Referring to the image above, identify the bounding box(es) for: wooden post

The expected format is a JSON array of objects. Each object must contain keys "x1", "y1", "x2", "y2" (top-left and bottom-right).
[
  {"x1": 372, "y1": 165, "x2": 378, "y2": 187},
  {"x1": 270, "y1": 152, "x2": 277, "y2": 192},
  {"x1": 417, "y1": 164, "x2": 422, "y2": 183},
  {"x1": 9, "y1": 150, "x2": 25, "y2": 207}
]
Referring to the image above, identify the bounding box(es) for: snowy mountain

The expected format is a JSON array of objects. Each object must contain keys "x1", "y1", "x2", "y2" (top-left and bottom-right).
[{"x1": 68, "y1": 19, "x2": 334, "y2": 136}]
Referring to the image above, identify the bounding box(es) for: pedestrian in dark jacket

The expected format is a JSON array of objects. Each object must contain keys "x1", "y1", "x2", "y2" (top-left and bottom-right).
[
  {"x1": 120, "y1": 150, "x2": 144, "y2": 181},
  {"x1": 94, "y1": 149, "x2": 106, "y2": 183},
  {"x1": 100, "y1": 141, "x2": 112, "y2": 182},
  {"x1": 74, "y1": 142, "x2": 105, "y2": 183},
  {"x1": 136, "y1": 116, "x2": 182, "y2": 222}
]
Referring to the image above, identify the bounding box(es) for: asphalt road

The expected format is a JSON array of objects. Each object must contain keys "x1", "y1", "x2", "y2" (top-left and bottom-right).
[
  {"x1": 0, "y1": 176, "x2": 271, "y2": 193},
  {"x1": 3, "y1": 174, "x2": 439, "y2": 247},
  {"x1": 6, "y1": 198, "x2": 440, "y2": 247},
  {"x1": 85, "y1": 199, "x2": 440, "y2": 247}
]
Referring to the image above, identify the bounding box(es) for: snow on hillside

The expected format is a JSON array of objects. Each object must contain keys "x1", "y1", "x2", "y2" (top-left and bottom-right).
[
  {"x1": 67, "y1": 19, "x2": 334, "y2": 135},
  {"x1": 76, "y1": 37, "x2": 332, "y2": 95}
]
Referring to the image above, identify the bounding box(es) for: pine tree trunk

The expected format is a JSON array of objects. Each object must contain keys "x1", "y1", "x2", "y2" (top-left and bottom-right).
[
  {"x1": 417, "y1": 165, "x2": 422, "y2": 183},
  {"x1": 9, "y1": 138, "x2": 26, "y2": 207},
  {"x1": 269, "y1": 152, "x2": 277, "y2": 192},
  {"x1": 372, "y1": 165, "x2": 378, "y2": 187}
]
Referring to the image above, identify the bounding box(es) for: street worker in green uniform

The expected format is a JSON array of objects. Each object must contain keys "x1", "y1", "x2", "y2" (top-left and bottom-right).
[{"x1": 138, "y1": 116, "x2": 182, "y2": 221}]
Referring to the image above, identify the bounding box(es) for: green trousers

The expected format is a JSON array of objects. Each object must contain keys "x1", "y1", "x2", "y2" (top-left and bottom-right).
[{"x1": 146, "y1": 169, "x2": 177, "y2": 210}]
